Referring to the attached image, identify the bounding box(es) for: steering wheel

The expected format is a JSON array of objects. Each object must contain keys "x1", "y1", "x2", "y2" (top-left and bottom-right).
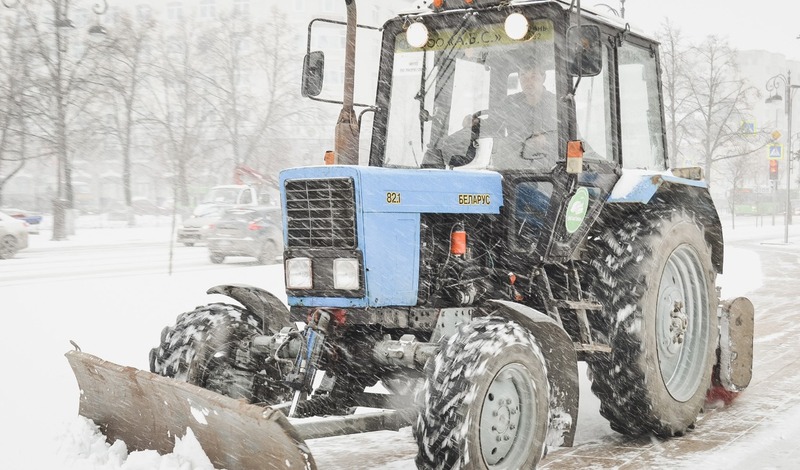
[
  {"x1": 519, "y1": 128, "x2": 556, "y2": 162},
  {"x1": 449, "y1": 110, "x2": 491, "y2": 167}
]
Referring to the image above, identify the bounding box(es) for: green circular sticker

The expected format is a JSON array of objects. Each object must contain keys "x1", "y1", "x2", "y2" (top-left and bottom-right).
[{"x1": 565, "y1": 187, "x2": 589, "y2": 234}]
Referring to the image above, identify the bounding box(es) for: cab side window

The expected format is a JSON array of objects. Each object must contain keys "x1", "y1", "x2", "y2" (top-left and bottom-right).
[
  {"x1": 514, "y1": 180, "x2": 553, "y2": 250},
  {"x1": 618, "y1": 43, "x2": 666, "y2": 170},
  {"x1": 573, "y1": 44, "x2": 613, "y2": 161}
]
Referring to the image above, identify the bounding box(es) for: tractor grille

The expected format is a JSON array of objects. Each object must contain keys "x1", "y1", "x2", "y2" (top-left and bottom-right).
[{"x1": 285, "y1": 177, "x2": 357, "y2": 248}]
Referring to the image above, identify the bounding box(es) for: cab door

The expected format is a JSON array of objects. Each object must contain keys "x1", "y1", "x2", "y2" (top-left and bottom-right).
[
  {"x1": 527, "y1": 31, "x2": 621, "y2": 263},
  {"x1": 537, "y1": 27, "x2": 669, "y2": 262}
]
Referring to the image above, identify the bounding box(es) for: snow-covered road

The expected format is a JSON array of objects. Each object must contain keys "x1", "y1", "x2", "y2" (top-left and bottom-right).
[{"x1": 0, "y1": 215, "x2": 797, "y2": 469}]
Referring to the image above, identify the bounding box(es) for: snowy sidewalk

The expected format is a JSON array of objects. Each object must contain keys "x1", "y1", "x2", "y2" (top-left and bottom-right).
[{"x1": 29, "y1": 215, "x2": 176, "y2": 249}]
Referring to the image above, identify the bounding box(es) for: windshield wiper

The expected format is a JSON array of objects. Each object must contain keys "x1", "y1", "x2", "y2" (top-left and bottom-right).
[
  {"x1": 416, "y1": 13, "x2": 473, "y2": 102},
  {"x1": 413, "y1": 13, "x2": 474, "y2": 163}
]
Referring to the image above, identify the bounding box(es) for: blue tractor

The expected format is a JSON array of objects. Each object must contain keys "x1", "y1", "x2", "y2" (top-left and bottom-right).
[{"x1": 68, "y1": 1, "x2": 754, "y2": 468}]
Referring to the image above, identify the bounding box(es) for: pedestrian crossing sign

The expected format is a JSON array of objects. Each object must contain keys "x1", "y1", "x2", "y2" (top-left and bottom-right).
[{"x1": 768, "y1": 144, "x2": 783, "y2": 160}]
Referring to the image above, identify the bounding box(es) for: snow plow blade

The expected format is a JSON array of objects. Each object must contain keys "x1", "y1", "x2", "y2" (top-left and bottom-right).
[{"x1": 66, "y1": 350, "x2": 316, "y2": 470}]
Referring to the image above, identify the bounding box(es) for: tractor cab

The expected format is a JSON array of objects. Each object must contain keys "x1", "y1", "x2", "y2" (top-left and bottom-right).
[{"x1": 365, "y1": 0, "x2": 668, "y2": 263}]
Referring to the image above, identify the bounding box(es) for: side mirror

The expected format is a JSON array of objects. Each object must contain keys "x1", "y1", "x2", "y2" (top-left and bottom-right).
[
  {"x1": 567, "y1": 25, "x2": 602, "y2": 77},
  {"x1": 301, "y1": 51, "x2": 325, "y2": 97}
]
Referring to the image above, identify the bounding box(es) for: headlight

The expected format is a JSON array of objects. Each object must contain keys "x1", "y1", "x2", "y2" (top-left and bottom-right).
[
  {"x1": 406, "y1": 22, "x2": 429, "y2": 49},
  {"x1": 504, "y1": 13, "x2": 529, "y2": 40},
  {"x1": 333, "y1": 258, "x2": 360, "y2": 290},
  {"x1": 286, "y1": 257, "x2": 313, "y2": 289}
]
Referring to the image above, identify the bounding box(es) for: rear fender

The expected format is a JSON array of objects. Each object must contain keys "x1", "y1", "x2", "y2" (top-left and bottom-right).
[
  {"x1": 482, "y1": 300, "x2": 579, "y2": 447},
  {"x1": 607, "y1": 170, "x2": 724, "y2": 273},
  {"x1": 207, "y1": 284, "x2": 291, "y2": 334}
]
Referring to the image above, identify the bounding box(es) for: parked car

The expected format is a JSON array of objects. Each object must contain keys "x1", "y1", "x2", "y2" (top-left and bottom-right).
[
  {"x1": 207, "y1": 206, "x2": 282, "y2": 264},
  {"x1": 177, "y1": 185, "x2": 260, "y2": 246},
  {"x1": 176, "y1": 205, "x2": 225, "y2": 246},
  {"x1": 0, "y1": 211, "x2": 29, "y2": 259},
  {"x1": 1, "y1": 208, "x2": 42, "y2": 234}
]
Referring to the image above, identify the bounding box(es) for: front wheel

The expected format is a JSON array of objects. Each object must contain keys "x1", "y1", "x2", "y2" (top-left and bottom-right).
[
  {"x1": 415, "y1": 317, "x2": 549, "y2": 470},
  {"x1": 149, "y1": 303, "x2": 289, "y2": 403}
]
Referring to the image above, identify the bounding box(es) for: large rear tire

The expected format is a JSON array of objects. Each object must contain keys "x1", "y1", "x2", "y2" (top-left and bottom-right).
[
  {"x1": 586, "y1": 209, "x2": 718, "y2": 436},
  {"x1": 150, "y1": 303, "x2": 289, "y2": 403},
  {"x1": 415, "y1": 317, "x2": 549, "y2": 470}
]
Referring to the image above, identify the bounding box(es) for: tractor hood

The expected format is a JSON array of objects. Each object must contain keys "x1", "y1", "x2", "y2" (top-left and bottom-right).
[
  {"x1": 278, "y1": 165, "x2": 504, "y2": 308},
  {"x1": 279, "y1": 165, "x2": 504, "y2": 214}
]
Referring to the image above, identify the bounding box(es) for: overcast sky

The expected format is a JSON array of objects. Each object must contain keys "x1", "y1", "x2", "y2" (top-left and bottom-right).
[{"x1": 608, "y1": 1, "x2": 800, "y2": 60}]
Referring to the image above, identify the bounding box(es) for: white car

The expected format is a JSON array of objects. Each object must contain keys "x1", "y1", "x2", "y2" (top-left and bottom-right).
[{"x1": 0, "y1": 211, "x2": 29, "y2": 259}]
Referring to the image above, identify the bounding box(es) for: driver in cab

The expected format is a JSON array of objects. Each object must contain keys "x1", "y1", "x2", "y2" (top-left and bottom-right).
[
  {"x1": 421, "y1": 53, "x2": 558, "y2": 171},
  {"x1": 489, "y1": 57, "x2": 558, "y2": 170}
]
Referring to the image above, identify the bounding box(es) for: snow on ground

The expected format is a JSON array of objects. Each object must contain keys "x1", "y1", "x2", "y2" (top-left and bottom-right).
[
  {"x1": 2, "y1": 217, "x2": 283, "y2": 470},
  {"x1": 717, "y1": 245, "x2": 762, "y2": 299},
  {"x1": 688, "y1": 403, "x2": 800, "y2": 469},
  {"x1": 0, "y1": 213, "x2": 780, "y2": 469}
]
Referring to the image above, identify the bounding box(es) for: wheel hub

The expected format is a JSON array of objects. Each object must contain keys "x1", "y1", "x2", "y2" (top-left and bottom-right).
[
  {"x1": 483, "y1": 387, "x2": 521, "y2": 460},
  {"x1": 669, "y1": 300, "x2": 689, "y2": 348},
  {"x1": 489, "y1": 397, "x2": 516, "y2": 435},
  {"x1": 655, "y1": 244, "x2": 711, "y2": 402},
  {"x1": 479, "y1": 364, "x2": 536, "y2": 467}
]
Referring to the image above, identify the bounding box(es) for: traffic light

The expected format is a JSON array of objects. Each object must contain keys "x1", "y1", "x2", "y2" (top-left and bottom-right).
[{"x1": 769, "y1": 159, "x2": 779, "y2": 180}]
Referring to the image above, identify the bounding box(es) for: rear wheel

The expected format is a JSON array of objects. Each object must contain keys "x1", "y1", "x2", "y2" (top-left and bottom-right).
[
  {"x1": 209, "y1": 252, "x2": 225, "y2": 264},
  {"x1": 415, "y1": 317, "x2": 549, "y2": 470},
  {"x1": 0, "y1": 235, "x2": 19, "y2": 259},
  {"x1": 586, "y1": 210, "x2": 717, "y2": 436}
]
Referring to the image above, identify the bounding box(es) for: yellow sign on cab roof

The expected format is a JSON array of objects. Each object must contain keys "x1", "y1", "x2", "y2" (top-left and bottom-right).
[{"x1": 397, "y1": 19, "x2": 553, "y2": 53}]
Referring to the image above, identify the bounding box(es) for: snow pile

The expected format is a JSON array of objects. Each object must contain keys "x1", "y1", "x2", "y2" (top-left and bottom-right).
[{"x1": 58, "y1": 417, "x2": 216, "y2": 470}]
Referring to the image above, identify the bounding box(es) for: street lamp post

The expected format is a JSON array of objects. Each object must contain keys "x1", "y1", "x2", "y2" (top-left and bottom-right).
[
  {"x1": 765, "y1": 70, "x2": 800, "y2": 244},
  {"x1": 594, "y1": 0, "x2": 626, "y2": 18},
  {"x1": 3, "y1": 0, "x2": 108, "y2": 240}
]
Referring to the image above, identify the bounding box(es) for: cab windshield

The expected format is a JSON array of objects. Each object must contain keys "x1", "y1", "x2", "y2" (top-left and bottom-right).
[{"x1": 383, "y1": 16, "x2": 557, "y2": 171}]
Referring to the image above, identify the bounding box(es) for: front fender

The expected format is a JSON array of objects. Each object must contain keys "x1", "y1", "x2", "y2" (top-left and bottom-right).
[{"x1": 207, "y1": 284, "x2": 291, "y2": 334}]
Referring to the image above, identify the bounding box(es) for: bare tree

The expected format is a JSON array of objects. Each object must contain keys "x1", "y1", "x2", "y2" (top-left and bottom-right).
[
  {"x1": 21, "y1": 1, "x2": 111, "y2": 238},
  {"x1": 685, "y1": 36, "x2": 767, "y2": 185},
  {"x1": 657, "y1": 21, "x2": 694, "y2": 168},
  {"x1": 96, "y1": 12, "x2": 156, "y2": 225},
  {"x1": 0, "y1": 13, "x2": 36, "y2": 206},
  {"x1": 196, "y1": 9, "x2": 315, "y2": 186},
  {"x1": 141, "y1": 19, "x2": 220, "y2": 211}
]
